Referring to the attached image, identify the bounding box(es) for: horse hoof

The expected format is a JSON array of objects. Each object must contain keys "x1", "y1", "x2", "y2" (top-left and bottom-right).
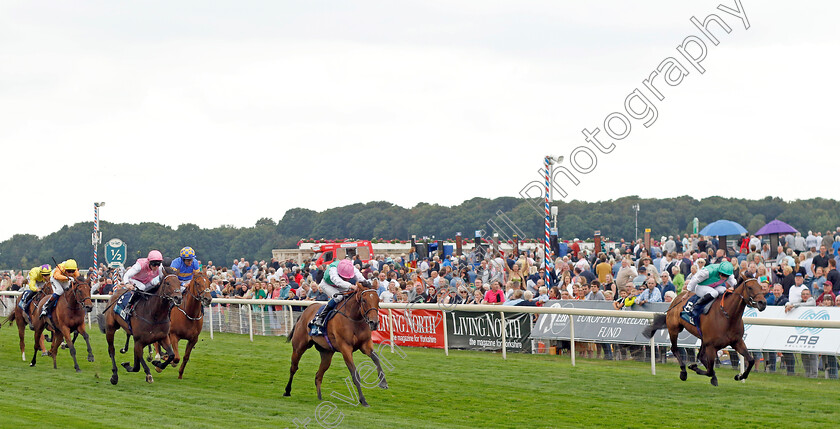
[
  {"x1": 360, "y1": 402, "x2": 370, "y2": 408},
  {"x1": 76, "y1": 369, "x2": 82, "y2": 373},
  {"x1": 110, "y1": 376, "x2": 118, "y2": 385},
  {"x1": 41, "y1": 351, "x2": 49, "y2": 357},
  {"x1": 29, "y1": 362, "x2": 35, "y2": 367},
  {"x1": 734, "y1": 374, "x2": 742, "y2": 381},
  {"x1": 680, "y1": 372, "x2": 687, "y2": 381},
  {"x1": 178, "y1": 374, "x2": 183, "y2": 380},
  {"x1": 173, "y1": 358, "x2": 180, "y2": 365},
  {"x1": 121, "y1": 362, "x2": 132, "y2": 371},
  {"x1": 88, "y1": 356, "x2": 95, "y2": 363},
  {"x1": 154, "y1": 365, "x2": 163, "y2": 374},
  {"x1": 146, "y1": 374, "x2": 154, "y2": 384},
  {"x1": 119, "y1": 348, "x2": 127, "y2": 354},
  {"x1": 283, "y1": 392, "x2": 291, "y2": 397},
  {"x1": 21, "y1": 353, "x2": 26, "y2": 362},
  {"x1": 710, "y1": 378, "x2": 718, "y2": 387}
]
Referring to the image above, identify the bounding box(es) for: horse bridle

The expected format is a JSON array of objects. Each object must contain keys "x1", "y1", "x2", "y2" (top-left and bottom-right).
[
  {"x1": 175, "y1": 274, "x2": 211, "y2": 321},
  {"x1": 737, "y1": 278, "x2": 761, "y2": 308},
  {"x1": 357, "y1": 289, "x2": 380, "y2": 325},
  {"x1": 70, "y1": 283, "x2": 93, "y2": 308},
  {"x1": 157, "y1": 274, "x2": 182, "y2": 305}
]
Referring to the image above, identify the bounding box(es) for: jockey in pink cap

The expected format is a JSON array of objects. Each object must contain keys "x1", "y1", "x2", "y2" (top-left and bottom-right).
[
  {"x1": 122, "y1": 250, "x2": 166, "y2": 315},
  {"x1": 311, "y1": 258, "x2": 367, "y2": 330}
]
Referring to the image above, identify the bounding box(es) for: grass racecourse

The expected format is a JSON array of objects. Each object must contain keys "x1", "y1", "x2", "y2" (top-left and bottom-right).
[{"x1": 1, "y1": 326, "x2": 838, "y2": 429}]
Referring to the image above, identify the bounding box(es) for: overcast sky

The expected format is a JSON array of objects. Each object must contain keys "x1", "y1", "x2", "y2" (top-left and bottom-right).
[{"x1": 1, "y1": 1, "x2": 837, "y2": 241}]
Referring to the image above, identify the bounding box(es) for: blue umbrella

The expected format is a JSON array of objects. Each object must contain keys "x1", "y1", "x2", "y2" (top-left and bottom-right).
[{"x1": 699, "y1": 219, "x2": 748, "y2": 236}]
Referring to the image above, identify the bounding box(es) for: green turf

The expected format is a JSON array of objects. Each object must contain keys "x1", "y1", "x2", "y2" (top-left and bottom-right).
[{"x1": 0, "y1": 325, "x2": 837, "y2": 428}]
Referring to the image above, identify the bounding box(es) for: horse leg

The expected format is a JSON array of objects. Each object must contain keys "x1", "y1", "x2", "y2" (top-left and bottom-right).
[
  {"x1": 153, "y1": 337, "x2": 176, "y2": 373},
  {"x1": 689, "y1": 344, "x2": 708, "y2": 376},
  {"x1": 17, "y1": 316, "x2": 26, "y2": 361},
  {"x1": 59, "y1": 325, "x2": 80, "y2": 371},
  {"x1": 360, "y1": 340, "x2": 388, "y2": 389},
  {"x1": 137, "y1": 343, "x2": 155, "y2": 384},
  {"x1": 339, "y1": 346, "x2": 368, "y2": 407},
  {"x1": 171, "y1": 334, "x2": 182, "y2": 365},
  {"x1": 177, "y1": 337, "x2": 197, "y2": 379},
  {"x1": 669, "y1": 329, "x2": 686, "y2": 381},
  {"x1": 107, "y1": 326, "x2": 119, "y2": 385},
  {"x1": 78, "y1": 324, "x2": 94, "y2": 362},
  {"x1": 122, "y1": 338, "x2": 142, "y2": 373},
  {"x1": 732, "y1": 339, "x2": 755, "y2": 381},
  {"x1": 284, "y1": 349, "x2": 303, "y2": 397},
  {"x1": 315, "y1": 350, "x2": 334, "y2": 400},
  {"x1": 700, "y1": 345, "x2": 718, "y2": 386},
  {"x1": 29, "y1": 326, "x2": 42, "y2": 367},
  {"x1": 119, "y1": 332, "x2": 131, "y2": 354}
]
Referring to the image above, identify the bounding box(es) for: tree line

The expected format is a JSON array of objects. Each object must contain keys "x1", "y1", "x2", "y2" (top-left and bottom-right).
[{"x1": 2, "y1": 195, "x2": 837, "y2": 269}]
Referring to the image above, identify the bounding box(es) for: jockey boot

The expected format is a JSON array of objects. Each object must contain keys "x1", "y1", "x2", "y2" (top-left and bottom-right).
[
  {"x1": 690, "y1": 294, "x2": 715, "y2": 322},
  {"x1": 18, "y1": 290, "x2": 32, "y2": 311},
  {"x1": 313, "y1": 298, "x2": 338, "y2": 328},
  {"x1": 126, "y1": 290, "x2": 142, "y2": 315},
  {"x1": 39, "y1": 293, "x2": 58, "y2": 318}
]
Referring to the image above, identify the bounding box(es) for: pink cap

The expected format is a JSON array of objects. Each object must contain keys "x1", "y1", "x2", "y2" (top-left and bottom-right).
[{"x1": 337, "y1": 259, "x2": 354, "y2": 279}]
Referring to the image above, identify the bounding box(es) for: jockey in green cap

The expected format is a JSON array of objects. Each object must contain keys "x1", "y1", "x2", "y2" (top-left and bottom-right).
[{"x1": 681, "y1": 260, "x2": 737, "y2": 323}]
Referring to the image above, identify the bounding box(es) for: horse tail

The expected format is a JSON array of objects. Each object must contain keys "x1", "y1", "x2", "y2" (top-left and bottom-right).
[
  {"x1": 1, "y1": 310, "x2": 14, "y2": 327},
  {"x1": 642, "y1": 313, "x2": 667, "y2": 339},
  {"x1": 96, "y1": 312, "x2": 106, "y2": 334},
  {"x1": 286, "y1": 311, "x2": 301, "y2": 343}
]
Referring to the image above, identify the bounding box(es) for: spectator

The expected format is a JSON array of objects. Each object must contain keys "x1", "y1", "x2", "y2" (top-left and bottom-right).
[
  {"x1": 817, "y1": 281, "x2": 835, "y2": 306},
  {"x1": 788, "y1": 274, "x2": 808, "y2": 304},
  {"x1": 515, "y1": 290, "x2": 537, "y2": 306},
  {"x1": 595, "y1": 253, "x2": 611, "y2": 283},
  {"x1": 658, "y1": 273, "x2": 676, "y2": 297},
  {"x1": 663, "y1": 290, "x2": 676, "y2": 303},
  {"x1": 503, "y1": 289, "x2": 524, "y2": 306},
  {"x1": 615, "y1": 258, "x2": 637, "y2": 289},
  {"x1": 637, "y1": 278, "x2": 662, "y2": 305},
  {"x1": 585, "y1": 281, "x2": 605, "y2": 300},
  {"x1": 484, "y1": 280, "x2": 506, "y2": 305},
  {"x1": 632, "y1": 266, "x2": 648, "y2": 288},
  {"x1": 771, "y1": 284, "x2": 788, "y2": 307}
]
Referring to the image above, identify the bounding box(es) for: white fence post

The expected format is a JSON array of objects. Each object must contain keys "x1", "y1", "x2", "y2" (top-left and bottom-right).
[
  {"x1": 500, "y1": 311, "x2": 506, "y2": 360},
  {"x1": 570, "y1": 315, "x2": 576, "y2": 367},
  {"x1": 209, "y1": 303, "x2": 214, "y2": 340},
  {"x1": 248, "y1": 304, "x2": 254, "y2": 342},
  {"x1": 650, "y1": 336, "x2": 656, "y2": 376},
  {"x1": 442, "y1": 309, "x2": 449, "y2": 357},
  {"x1": 387, "y1": 308, "x2": 395, "y2": 354}
]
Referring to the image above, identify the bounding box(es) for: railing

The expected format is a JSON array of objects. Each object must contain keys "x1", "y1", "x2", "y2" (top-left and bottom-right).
[{"x1": 3, "y1": 291, "x2": 840, "y2": 378}]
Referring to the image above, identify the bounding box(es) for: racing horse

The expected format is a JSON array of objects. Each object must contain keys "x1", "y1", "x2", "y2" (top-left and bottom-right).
[
  {"x1": 98, "y1": 269, "x2": 182, "y2": 384},
  {"x1": 29, "y1": 275, "x2": 94, "y2": 371},
  {"x1": 2, "y1": 283, "x2": 53, "y2": 361},
  {"x1": 284, "y1": 283, "x2": 388, "y2": 407},
  {"x1": 146, "y1": 269, "x2": 213, "y2": 378},
  {"x1": 643, "y1": 276, "x2": 767, "y2": 386}
]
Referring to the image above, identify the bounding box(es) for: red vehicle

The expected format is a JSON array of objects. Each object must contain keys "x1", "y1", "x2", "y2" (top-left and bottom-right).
[{"x1": 312, "y1": 241, "x2": 374, "y2": 266}]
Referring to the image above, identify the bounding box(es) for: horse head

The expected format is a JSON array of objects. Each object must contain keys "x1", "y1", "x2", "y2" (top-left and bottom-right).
[
  {"x1": 739, "y1": 277, "x2": 767, "y2": 312},
  {"x1": 357, "y1": 283, "x2": 380, "y2": 331},
  {"x1": 191, "y1": 271, "x2": 214, "y2": 307},
  {"x1": 160, "y1": 268, "x2": 183, "y2": 306},
  {"x1": 73, "y1": 274, "x2": 94, "y2": 312}
]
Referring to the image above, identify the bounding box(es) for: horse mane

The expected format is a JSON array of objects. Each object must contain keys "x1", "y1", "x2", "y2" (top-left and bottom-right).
[{"x1": 163, "y1": 267, "x2": 176, "y2": 276}]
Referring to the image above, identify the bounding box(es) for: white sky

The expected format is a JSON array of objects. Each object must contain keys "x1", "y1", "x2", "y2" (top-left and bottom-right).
[{"x1": 1, "y1": 1, "x2": 837, "y2": 241}]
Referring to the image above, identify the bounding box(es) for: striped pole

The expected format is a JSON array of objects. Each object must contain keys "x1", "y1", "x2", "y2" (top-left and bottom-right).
[
  {"x1": 93, "y1": 203, "x2": 99, "y2": 282},
  {"x1": 544, "y1": 156, "x2": 552, "y2": 269}
]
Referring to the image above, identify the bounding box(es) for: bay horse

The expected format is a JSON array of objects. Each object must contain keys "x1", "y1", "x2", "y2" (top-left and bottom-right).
[
  {"x1": 643, "y1": 276, "x2": 767, "y2": 386},
  {"x1": 2, "y1": 283, "x2": 53, "y2": 361},
  {"x1": 98, "y1": 270, "x2": 182, "y2": 384},
  {"x1": 284, "y1": 284, "x2": 388, "y2": 407},
  {"x1": 29, "y1": 275, "x2": 94, "y2": 371},
  {"x1": 149, "y1": 270, "x2": 213, "y2": 378}
]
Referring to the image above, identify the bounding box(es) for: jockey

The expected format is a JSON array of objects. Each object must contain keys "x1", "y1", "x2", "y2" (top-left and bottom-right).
[
  {"x1": 40, "y1": 259, "x2": 79, "y2": 319},
  {"x1": 682, "y1": 260, "x2": 737, "y2": 322},
  {"x1": 19, "y1": 264, "x2": 51, "y2": 314},
  {"x1": 122, "y1": 250, "x2": 165, "y2": 314},
  {"x1": 170, "y1": 246, "x2": 200, "y2": 290},
  {"x1": 312, "y1": 259, "x2": 367, "y2": 329}
]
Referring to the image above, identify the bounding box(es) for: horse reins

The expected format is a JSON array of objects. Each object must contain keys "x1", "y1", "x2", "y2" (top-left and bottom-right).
[
  {"x1": 333, "y1": 289, "x2": 379, "y2": 324},
  {"x1": 174, "y1": 275, "x2": 210, "y2": 321}
]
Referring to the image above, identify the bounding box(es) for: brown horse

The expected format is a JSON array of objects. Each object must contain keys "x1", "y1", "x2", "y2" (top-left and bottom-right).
[
  {"x1": 284, "y1": 285, "x2": 388, "y2": 407},
  {"x1": 98, "y1": 270, "x2": 182, "y2": 384},
  {"x1": 643, "y1": 277, "x2": 767, "y2": 386},
  {"x1": 29, "y1": 276, "x2": 94, "y2": 371},
  {"x1": 149, "y1": 270, "x2": 213, "y2": 378},
  {"x1": 2, "y1": 283, "x2": 53, "y2": 361}
]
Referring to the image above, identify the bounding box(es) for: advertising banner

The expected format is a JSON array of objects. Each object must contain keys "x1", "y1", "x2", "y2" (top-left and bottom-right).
[
  {"x1": 447, "y1": 311, "x2": 532, "y2": 353},
  {"x1": 371, "y1": 309, "x2": 445, "y2": 349},
  {"x1": 530, "y1": 301, "x2": 698, "y2": 347},
  {"x1": 745, "y1": 306, "x2": 840, "y2": 354}
]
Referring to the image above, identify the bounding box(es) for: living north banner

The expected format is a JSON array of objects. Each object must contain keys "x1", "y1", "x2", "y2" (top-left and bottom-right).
[
  {"x1": 446, "y1": 311, "x2": 532, "y2": 353},
  {"x1": 371, "y1": 309, "x2": 445, "y2": 349}
]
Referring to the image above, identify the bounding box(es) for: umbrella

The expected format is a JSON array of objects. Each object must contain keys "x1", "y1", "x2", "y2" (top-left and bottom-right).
[
  {"x1": 755, "y1": 219, "x2": 798, "y2": 236},
  {"x1": 699, "y1": 219, "x2": 747, "y2": 236}
]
